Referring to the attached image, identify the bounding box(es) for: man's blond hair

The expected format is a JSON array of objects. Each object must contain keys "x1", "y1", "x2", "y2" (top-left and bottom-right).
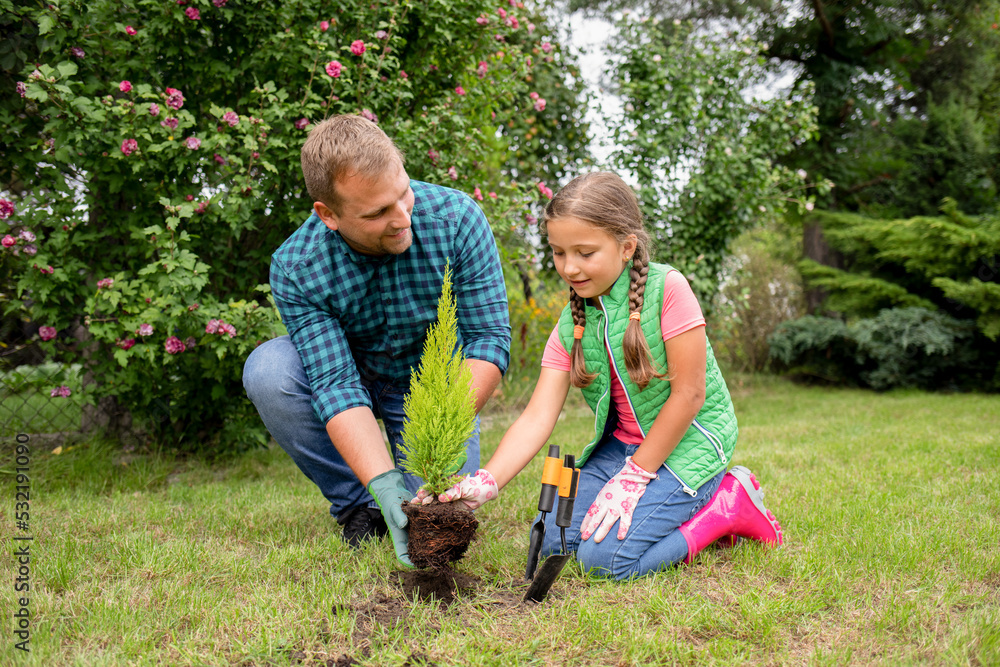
[{"x1": 300, "y1": 115, "x2": 405, "y2": 213}]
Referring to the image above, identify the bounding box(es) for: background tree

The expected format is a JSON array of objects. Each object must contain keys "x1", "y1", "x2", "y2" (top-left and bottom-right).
[{"x1": 600, "y1": 17, "x2": 819, "y2": 309}]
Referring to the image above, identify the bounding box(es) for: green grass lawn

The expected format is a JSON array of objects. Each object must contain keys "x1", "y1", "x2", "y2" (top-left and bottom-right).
[{"x1": 2, "y1": 377, "x2": 998, "y2": 665}]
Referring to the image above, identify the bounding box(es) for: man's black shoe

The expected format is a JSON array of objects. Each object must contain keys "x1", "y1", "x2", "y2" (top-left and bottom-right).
[{"x1": 342, "y1": 506, "x2": 388, "y2": 548}]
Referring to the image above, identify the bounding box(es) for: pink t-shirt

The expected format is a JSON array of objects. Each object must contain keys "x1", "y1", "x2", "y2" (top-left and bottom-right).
[{"x1": 541, "y1": 269, "x2": 706, "y2": 444}]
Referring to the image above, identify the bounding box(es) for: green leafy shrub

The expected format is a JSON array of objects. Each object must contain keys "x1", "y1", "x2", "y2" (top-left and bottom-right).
[
  {"x1": 767, "y1": 315, "x2": 857, "y2": 385},
  {"x1": 850, "y1": 307, "x2": 980, "y2": 391},
  {"x1": 769, "y1": 307, "x2": 993, "y2": 391},
  {"x1": 399, "y1": 264, "x2": 475, "y2": 497},
  {"x1": 1, "y1": 0, "x2": 584, "y2": 450},
  {"x1": 710, "y1": 228, "x2": 805, "y2": 373}
]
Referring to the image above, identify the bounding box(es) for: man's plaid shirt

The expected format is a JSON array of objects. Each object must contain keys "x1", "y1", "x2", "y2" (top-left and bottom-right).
[{"x1": 270, "y1": 180, "x2": 511, "y2": 425}]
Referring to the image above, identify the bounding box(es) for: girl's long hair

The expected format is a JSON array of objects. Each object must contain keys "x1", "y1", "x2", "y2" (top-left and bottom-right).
[{"x1": 541, "y1": 172, "x2": 667, "y2": 390}]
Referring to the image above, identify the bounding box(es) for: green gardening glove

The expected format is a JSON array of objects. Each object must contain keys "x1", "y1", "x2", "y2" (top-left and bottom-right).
[{"x1": 366, "y1": 468, "x2": 413, "y2": 567}]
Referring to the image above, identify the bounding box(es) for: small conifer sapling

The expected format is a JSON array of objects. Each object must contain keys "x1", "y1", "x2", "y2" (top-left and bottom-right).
[
  {"x1": 399, "y1": 262, "x2": 480, "y2": 569},
  {"x1": 399, "y1": 262, "x2": 477, "y2": 497}
]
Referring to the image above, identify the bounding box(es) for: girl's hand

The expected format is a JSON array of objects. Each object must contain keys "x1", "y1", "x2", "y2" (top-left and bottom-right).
[
  {"x1": 580, "y1": 456, "x2": 657, "y2": 542},
  {"x1": 426, "y1": 469, "x2": 499, "y2": 510}
]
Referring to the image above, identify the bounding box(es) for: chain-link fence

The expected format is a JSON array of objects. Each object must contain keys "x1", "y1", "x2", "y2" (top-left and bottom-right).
[{"x1": 0, "y1": 322, "x2": 85, "y2": 438}]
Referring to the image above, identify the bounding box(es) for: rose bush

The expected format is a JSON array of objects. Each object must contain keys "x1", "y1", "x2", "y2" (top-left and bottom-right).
[{"x1": 1, "y1": 0, "x2": 587, "y2": 452}]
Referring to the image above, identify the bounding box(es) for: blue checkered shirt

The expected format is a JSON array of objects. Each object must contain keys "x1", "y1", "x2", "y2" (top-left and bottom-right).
[{"x1": 270, "y1": 180, "x2": 511, "y2": 425}]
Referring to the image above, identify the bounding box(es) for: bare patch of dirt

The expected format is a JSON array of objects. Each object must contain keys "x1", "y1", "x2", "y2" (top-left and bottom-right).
[{"x1": 394, "y1": 567, "x2": 480, "y2": 604}]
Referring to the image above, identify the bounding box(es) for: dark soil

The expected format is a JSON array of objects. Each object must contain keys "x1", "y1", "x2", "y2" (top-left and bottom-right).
[
  {"x1": 401, "y1": 500, "x2": 478, "y2": 569},
  {"x1": 394, "y1": 567, "x2": 480, "y2": 604}
]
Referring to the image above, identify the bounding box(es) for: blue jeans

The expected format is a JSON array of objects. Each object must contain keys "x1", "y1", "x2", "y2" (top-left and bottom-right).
[
  {"x1": 242, "y1": 336, "x2": 481, "y2": 524},
  {"x1": 538, "y1": 436, "x2": 725, "y2": 580}
]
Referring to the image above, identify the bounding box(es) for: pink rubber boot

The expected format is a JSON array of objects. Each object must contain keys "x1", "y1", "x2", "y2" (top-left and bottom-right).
[{"x1": 678, "y1": 465, "x2": 783, "y2": 564}]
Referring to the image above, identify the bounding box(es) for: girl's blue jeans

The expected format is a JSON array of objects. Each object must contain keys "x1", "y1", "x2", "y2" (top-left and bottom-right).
[
  {"x1": 242, "y1": 336, "x2": 480, "y2": 525},
  {"x1": 538, "y1": 435, "x2": 725, "y2": 580}
]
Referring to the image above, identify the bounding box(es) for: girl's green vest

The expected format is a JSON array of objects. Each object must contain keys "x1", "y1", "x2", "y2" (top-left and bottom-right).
[{"x1": 556, "y1": 262, "x2": 737, "y2": 495}]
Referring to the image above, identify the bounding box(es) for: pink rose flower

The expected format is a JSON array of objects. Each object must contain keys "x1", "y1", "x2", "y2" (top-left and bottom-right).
[
  {"x1": 534, "y1": 98, "x2": 546, "y2": 112},
  {"x1": 164, "y1": 336, "x2": 186, "y2": 354},
  {"x1": 220, "y1": 322, "x2": 236, "y2": 338},
  {"x1": 427, "y1": 149, "x2": 439, "y2": 163},
  {"x1": 188, "y1": 303, "x2": 200, "y2": 311},
  {"x1": 477, "y1": 61, "x2": 488, "y2": 78},
  {"x1": 195, "y1": 200, "x2": 209, "y2": 214},
  {"x1": 117, "y1": 338, "x2": 136, "y2": 350},
  {"x1": 476, "y1": 14, "x2": 488, "y2": 25},
  {"x1": 23, "y1": 244, "x2": 37, "y2": 256},
  {"x1": 497, "y1": 8, "x2": 507, "y2": 18},
  {"x1": 185, "y1": 6, "x2": 200, "y2": 19},
  {"x1": 214, "y1": 153, "x2": 226, "y2": 165},
  {"x1": 529, "y1": 91, "x2": 539, "y2": 100},
  {"x1": 97, "y1": 278, "x2": 114, "y2": 289},
  {"x1": 455, "y1": 85, "x2": 466, "y2": 96},
  {"x1": 50, "y1": 385, "x2": 72, "y2": 398},
  {"x1": 185, "y1": 336, "x2": 196, "y2": 349},
  {"x1": 506, "y1": 16, "x2": 519, "y2": 29},
  {"x1": 448, "y1": 166, "x2": 458, "y2": 181},
  {"x1": 294, "y1": 118, "x2": 310, "y2": 130},
  {"x1": 16, "y1": 81, "x2": 26, "y2": 97},
  {"x1": 350, "y1": 40, "x2": 366, "y2": 56},
  {"x1": 375, "y1": 30, "x2": 388, "y2": 40},
  {"x1": 541, "y1": 41, "x2": 553, "y2": 53},
  {"x1": 39, "y1": 326, "x2": 57, "y2": 341},
  {"x1": 138, "y1": 323, "x2": 154, "y2": 336},
  {"x1": 18, "y1": 230, "x2": 34, "y2": 242},
  {"x1": 121, "y1": 138, "x2": 138, "y2": 156},
  {"x1": 165, "y1": 87, "x2": 184, "y2": 110},
  {"x1": 2, "y1": 235, "x2": 15, "y2": 248},
  {"x1": 70, "y1": 47, "x2": 85, "y2": 58},
  {"x1": 325, "y1": 60, "x2": 342, "y2": 78},
  {"x1": 537, "y1": 181, "x2": 553, "y2": 199},
  {"x1": 320, "y1": 20, "x2": 330, "y2": 31},
  {"x1": 222, "y1": 111, "x2": 239, "y2": 126},
  {"x1": 526, "y1": 214, "x2": 537, "y2": 225},
  {"x1": 488, "y1": 191, "x2": 497, "y2": 199},
  {"x1": 400, "y1": 70, "x2": 408, "y2": 79},
  {"x1": 205, "y1": 319, "x2": 220, "y2": 334},
  {"x1": 527, "y1": 22, "x2": 535, "y2": 33},
  {"x1": 473, "y1": 187, "x2": 483, "y2": 201},
  {"x1": 149, "y1": 103, "x2": 160, "y2": 116},
  {"x1": 213, "y1": 0, "x2": 227, "y2": 6},
  {"x1": 125, "y1": 25, "x2": 137, "y2": 35},
  {"x1": 0, "y1": 199, "x2": 13, "y2": 219},
  {"x1": 161, "y1": 117, "x2": 179, "y2": 129},
  {"x1": 185, "y1": 136, "x2": 201, "y2": 150},
  {"x1": 39, "y1": 265, "x2": 54, "y2": 274},
  {"x1": 360, "y1": 108, "x2": 378, "y2": 123},
  {"x1": 119, "y1": 80, "x2": 132, "y2": 93}
]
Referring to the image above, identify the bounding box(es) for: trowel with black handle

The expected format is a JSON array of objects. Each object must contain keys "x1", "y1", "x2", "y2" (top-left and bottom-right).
[{"x1": 524, "y1": 453, "x2": 579, "y2": 603}]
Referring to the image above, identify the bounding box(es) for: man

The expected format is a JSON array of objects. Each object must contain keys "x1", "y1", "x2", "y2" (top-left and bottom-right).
[{"x1": 243, "y1": 115, "x2": 510, "y2": 566}]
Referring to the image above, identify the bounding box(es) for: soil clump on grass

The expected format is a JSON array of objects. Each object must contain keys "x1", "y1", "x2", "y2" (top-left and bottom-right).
[{"x1": 402, "y1": 500, "x2": 478, "y2": 569}]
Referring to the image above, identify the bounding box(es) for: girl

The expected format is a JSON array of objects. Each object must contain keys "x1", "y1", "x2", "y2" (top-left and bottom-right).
[{"x1": 420, "y1": 172, "x2": 783, "y2": 579}]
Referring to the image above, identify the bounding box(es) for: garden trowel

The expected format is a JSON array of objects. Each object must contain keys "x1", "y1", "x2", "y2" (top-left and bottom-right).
[
  {"x1": 524, "y1": 444, "x2": 563, "y2": 581},
  {"x1": 524, "y1": 454, "x2": 579, "y2": 603}
]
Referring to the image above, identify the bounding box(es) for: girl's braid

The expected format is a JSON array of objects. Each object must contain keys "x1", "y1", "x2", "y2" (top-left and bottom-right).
[
  {"x1": 569, "y1": 288, "x2": 597, "y2": 388},
  {"x1": 623, "y1": 255, "x2": 667, "y2": 390},
  {"x1": 628, "y1": 256, "x2": 649, "y2": 316}
]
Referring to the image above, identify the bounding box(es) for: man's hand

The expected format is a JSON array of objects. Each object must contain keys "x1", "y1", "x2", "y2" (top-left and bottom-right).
[
  {"x1": 366, "y1": 469, "x2": 413, "y2": 567},
  {"x1": 580, "y1": 456, "x2": 657, "y2": 543},
  {"x1": 415, "y1": 468, "x2": 498, "y2": 510}
]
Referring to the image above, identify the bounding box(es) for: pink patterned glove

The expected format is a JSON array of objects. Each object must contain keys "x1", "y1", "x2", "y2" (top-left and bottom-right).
[
  {"x1": 418, "y1": 469, "x2": 498, "y2": 510},
  {"x1": 580, "y1": 456, "x2": 657, "y2": 543}
]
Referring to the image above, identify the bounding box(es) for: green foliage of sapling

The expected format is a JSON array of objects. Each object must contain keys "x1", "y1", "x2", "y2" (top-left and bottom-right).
[{"x1": 399, "y1": 263, "x2": 476, "y2": 497}]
